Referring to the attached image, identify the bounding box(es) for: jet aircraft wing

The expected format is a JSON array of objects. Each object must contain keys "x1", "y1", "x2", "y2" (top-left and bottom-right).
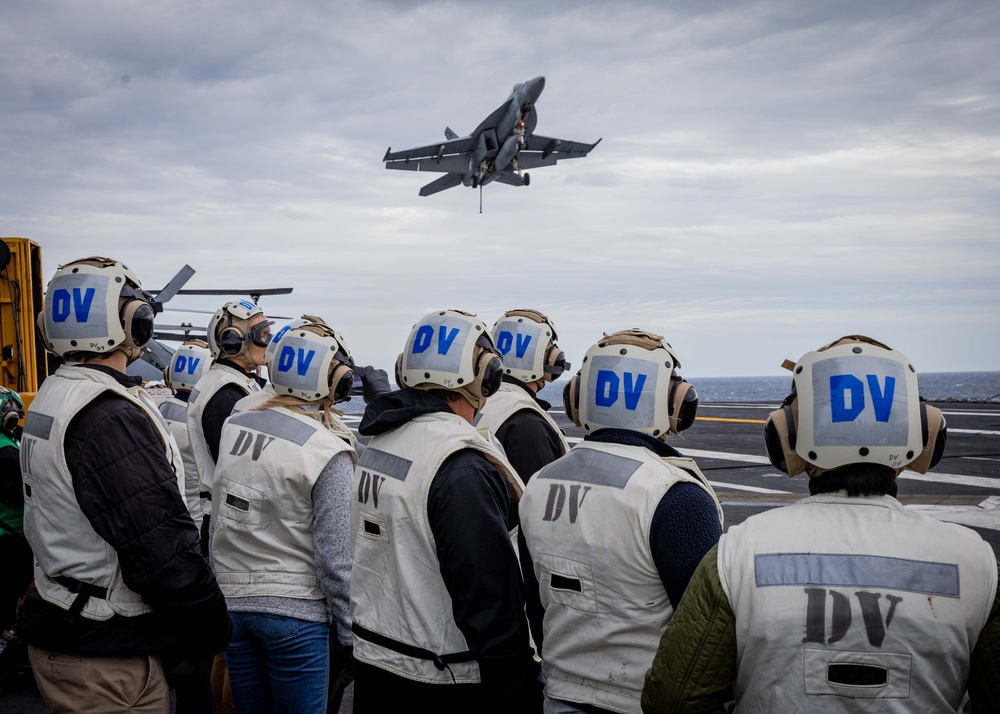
[
  {"x1": 521, "y1": 135, "x2": 602, "y2": 160},
  {"x1": 419, "y1": 173, "x2": 465, "y2": 196},
  {"x1": 384, "y1": 137, "x2": 476, "y2": 174}
]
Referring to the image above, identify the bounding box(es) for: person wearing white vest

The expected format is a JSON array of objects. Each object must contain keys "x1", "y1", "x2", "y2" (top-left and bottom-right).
[
  {"x1": 18, "y1": 257, "x2": 230, "y2": 714},
  {"x1": 155, "y1": 337, "x2": 216, "y2": 714},
  {"x1": 211, "y1": 317, "x2": 358, "y2": 714},
  {"x1": 350, "y1": 309, "x2": 543, "y2": 713},
  {"x1": 186, "y1": 299, "x2": 270, "y2": 553},
  {"x1": 476, "y1": 309, "x2": 573, "y2": 648},
  {"x1": 519, "y1": 329, "x2": 722, "y2": 714},
  {"x1": 159, "y1": 339, "x2": 212, "y2": 522},
  {"x1": 642, "y1": 335, "x2": 1000, "y2": 713}
]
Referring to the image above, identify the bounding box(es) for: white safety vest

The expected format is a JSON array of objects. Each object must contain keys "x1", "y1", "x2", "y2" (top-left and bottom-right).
[
  {"x1": 717, "y1": 493, "x2": 998, "y2": 713},
  {"x1": 519, "y1": 440, "x2": 722, "y2": 714},
  {"x1": 186, "y1": 363, "x2": 260, "y2": 512},
  {"x1": 233, "y1": 388, "x2": 358, "y2": 452},
  {"x1": 232, "y1": 386, "x2": 274, "y2": 413},
  {"x1": 159, "y1": 395, "x2": 201, "y2": 520},
  {"x1": 475, "y1": 382, "x2": 570, "y2": 456},
  {"x1": 21, "y1": 365, "x2": 184, "y2": 620},
  {"x1": 350, "y1": 411, "x2": 523, "y2": 684},
  {"x1": 211, "y1": 405, "x2": 356, "y2": 600}
]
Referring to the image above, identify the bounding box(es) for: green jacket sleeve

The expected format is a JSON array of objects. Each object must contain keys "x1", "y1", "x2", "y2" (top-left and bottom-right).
[
  {"x1": 641, "y1": 543, "x2": 736, "y2": 714},
  {"x1": 968, "y1": 561, "x2": 1000, "y2": 708}
]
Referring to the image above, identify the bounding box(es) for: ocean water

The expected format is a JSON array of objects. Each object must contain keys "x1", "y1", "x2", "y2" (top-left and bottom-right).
[
  {"x1": 535, "y1": 371, "x2": 1000, "y2": 406},
  {"x1": 337, "y1": 371, "x2": 1000, "y2": 414}
]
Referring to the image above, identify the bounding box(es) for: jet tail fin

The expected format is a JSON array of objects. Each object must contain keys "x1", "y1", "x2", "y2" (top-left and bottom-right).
[
  {"x1": 419, "y1": 173, "x2": 464, "y2": 197},
  {"x1": 444, "y1": 127, "x2": 458, "y2": 140}
]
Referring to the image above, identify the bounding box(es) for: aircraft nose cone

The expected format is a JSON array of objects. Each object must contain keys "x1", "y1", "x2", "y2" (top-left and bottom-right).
[{"x1": 524, "y1": 76, "x2": 545, "y2": 103}]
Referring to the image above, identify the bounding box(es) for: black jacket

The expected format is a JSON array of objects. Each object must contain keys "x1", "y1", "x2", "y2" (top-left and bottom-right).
[
  {"x1": 19, "y1": 365, "x2": 231, "y2": 667},
  {"x1": 356, "y1": 389, "x2": 542, "y2": 713},
  {"x1": 490, "y1": 376, "x2": 565, "y2": 486}
]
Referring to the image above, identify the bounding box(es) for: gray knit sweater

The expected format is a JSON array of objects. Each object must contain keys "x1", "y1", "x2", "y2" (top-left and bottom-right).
[{"x1": 224, "y1": 450, "x2": 354, "y2": 646}]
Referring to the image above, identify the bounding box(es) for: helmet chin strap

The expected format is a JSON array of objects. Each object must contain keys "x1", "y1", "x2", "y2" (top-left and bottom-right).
[{"x1": 123, "y1": 343, "x2": 144, "y2": 366}]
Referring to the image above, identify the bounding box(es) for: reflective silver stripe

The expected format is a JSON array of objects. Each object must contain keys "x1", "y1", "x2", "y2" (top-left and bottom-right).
[
  {"x1": 754, "y1": 553, "x2": 960, "y2": 597},
  {"x1": 358, "y1": 447, "x2": 412, "y2": 482},
  {"x1": 538, "y1": 448, "x2": 641, "y2": 489},
  {"x1": 23, "y1": 412, "x2": 54, "y2": 439},
  {"x1": 227, "y1": 410, "x2": 317, "y2": 446},
  {"x1": 159, "y1": 401, "x2": 186, "y2": 423}
]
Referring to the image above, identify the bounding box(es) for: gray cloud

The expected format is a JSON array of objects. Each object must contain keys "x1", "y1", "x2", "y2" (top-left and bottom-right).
[{"x1": 1, "y1": 0, "x2": 997, "y2": 377}]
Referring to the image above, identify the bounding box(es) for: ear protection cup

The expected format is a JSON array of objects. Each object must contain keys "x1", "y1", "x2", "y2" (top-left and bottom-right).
[
  {"x1": 36, "y1": 311, "x2": 56, "y2": 356},
  {"x1": 217, "y1": 325, "x2": 246, "y2": 356},
  {"x1": 764, "y1": 394, "x2": 808, "y2": 476},
  {"x1": 394, "y1": 353, "x2": 405, "y2": 389},
  {"x1": 543, "y1": 345, "x2": 570, "y2": 380},
  {"x1": 330, "y1": 363, "x2": 355, "y2": 403},
  {"x1": 667, "y1": 375, "x2": 698, "y2": 433},
  {"x1": 908, "y1": 401, "x2": 946, "y2": 473},
  {"x1": 475, "y1": 349, "x2": 504, "y2": 398},
  {"x1": 120, "y1": 299, "x2": 155, "y2": 351},
  {"x1": 563, "y1": 372, "x2": 582, "y2": 427},
  {"x1": 2, "y1": 406, "x2": 22, "y2": 433}
]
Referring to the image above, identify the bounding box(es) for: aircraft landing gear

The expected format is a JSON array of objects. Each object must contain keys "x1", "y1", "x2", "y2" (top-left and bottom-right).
[{"x1": 522, "y1": 173, "x2": 530, "y2": 186}]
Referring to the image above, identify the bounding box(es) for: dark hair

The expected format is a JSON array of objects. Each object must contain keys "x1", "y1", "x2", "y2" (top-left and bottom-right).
[
  {"x1": 428, "y1": 388, "x2": 463, "y2": 404},
  {"x1": 809, "y1": 463, "x2": 897, "y2": 497}
]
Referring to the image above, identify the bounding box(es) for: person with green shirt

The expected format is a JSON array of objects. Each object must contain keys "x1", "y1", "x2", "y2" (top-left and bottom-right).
[{"x1": 0, "y1": 386, "x2": 31, "y2": 693}]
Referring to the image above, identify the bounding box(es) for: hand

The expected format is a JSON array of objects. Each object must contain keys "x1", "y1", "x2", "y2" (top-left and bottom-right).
[{"x1": 358, "y1": 365, "x2": 391, "y2": 404}]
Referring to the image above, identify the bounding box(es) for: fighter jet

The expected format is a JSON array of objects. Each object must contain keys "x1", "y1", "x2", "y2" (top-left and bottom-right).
[{"x1": 383, "y1": 76, "x2": 601, "y2": 197}]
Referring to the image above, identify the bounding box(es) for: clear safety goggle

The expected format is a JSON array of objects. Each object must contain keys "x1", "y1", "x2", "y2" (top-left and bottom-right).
[{"x1": 249, "y1": 320, "x2": 275, "y2": 348}]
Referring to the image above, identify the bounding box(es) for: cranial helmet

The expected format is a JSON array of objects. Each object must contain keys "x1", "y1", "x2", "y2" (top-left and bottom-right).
[
  {"x1": 263, "y1": 316, "x2": 312, "y2": 372},
  {"x1": 763, "y1": 335, "x2": 946, "y2": 478},
  {"x1": 207, "y1": 299, "x2": 273, "y2": 368},
  {"x1": 0, "y1": 386, "x2": 24, "y2": 434},
  {"x1": 396, "y1": 309, "x2": 503, "y2": 411},
  {"x1": 37, "y1": 256, "x2": 155, "y2": 365},
  {"x1": 563, "y1": 329, "x2": 697, "y2": 439},
  {"x1": 270, "y1": 320, "x2": 355, "y2": 404},
  {"x1": 165, "y1": 339, "x2": 211, "y2": 392},
  {"x1": 492, "y1": 309, "x2": 570, "y2": 384}
]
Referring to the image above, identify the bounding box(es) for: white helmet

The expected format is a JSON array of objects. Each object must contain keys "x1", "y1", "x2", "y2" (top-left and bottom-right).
[
  {"x1": 38, "y1": 256, "x2": 155, "y2": 365},
  {"x1": 206, "y1": 299, "x2": 273, "y2": 367},
  {"x1": 164, "y1": 339, "x2": 211, "y2": 391},
  {"x1": 764, "y1": 335, "x2": 946, "y2": 477},
  {"x1": 563, "y1": 329, "x2": 697, "y2": 439},
  {"x1": 396, "y1": 309, "x2": 503, "y2": 411},
  {"x1": 264, "y1": 317, "x2": 310, "y2": 371},
  {"x1": 492, "y1": 309, "x2": 570, "y2": 384},
  {"x1": 270, "y1": 321, "x2": 355, "y2": 403}
]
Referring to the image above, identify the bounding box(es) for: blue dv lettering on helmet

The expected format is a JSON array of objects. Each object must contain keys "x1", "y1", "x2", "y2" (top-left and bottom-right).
[
  {"x1": 829, "y1": 374, "x2": 896, "y2": 423},
  {"x1": 174, "y1": 353, "x2": 202, "y2": 376},
  {"x1": 495, "y1": 327, "x2": 537, "y2": 361},
  {"x1": 277, "y1": 344, "x2": 317, "y2": 378},
  {"x1": 51, "y1": 287, "x2": 97, "y2": 324}
]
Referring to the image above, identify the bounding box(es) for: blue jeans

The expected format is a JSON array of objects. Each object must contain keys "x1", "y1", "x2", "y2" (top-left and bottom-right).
[{"x1": 225, "y1": 611, "x2": 329, "y2": 714}]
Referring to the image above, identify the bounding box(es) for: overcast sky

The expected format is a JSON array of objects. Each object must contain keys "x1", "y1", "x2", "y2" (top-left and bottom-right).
[{"x1": 2, "y1": 0, "x2": 998, "y2": 379}]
